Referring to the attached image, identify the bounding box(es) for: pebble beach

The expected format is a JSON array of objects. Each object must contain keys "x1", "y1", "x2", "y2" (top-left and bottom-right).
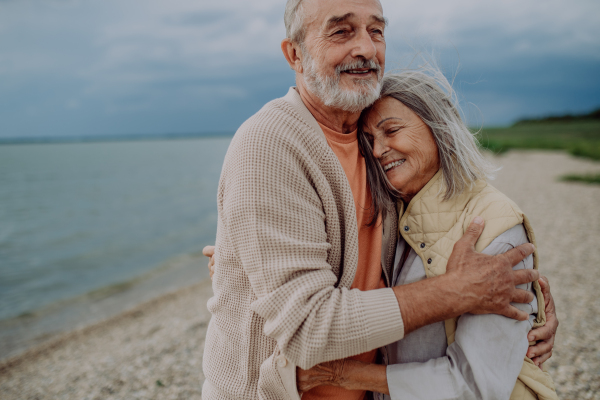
[{"x1": 1, "y1": 150, "x2": 599, "y2": 400}]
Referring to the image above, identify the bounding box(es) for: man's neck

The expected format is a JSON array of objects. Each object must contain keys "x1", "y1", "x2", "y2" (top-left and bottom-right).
[{"x1": 296, "y1": 79, "x2": 361, "y2": 134}]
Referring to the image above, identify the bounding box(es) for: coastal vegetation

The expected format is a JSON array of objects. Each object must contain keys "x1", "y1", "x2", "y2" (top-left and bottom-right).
[
  {"x1": 478, "y1": 108, "x2": 600, "y2": 161},
  {"x1": 559, "y1": 173, "x2": 600, "y2": 185}
]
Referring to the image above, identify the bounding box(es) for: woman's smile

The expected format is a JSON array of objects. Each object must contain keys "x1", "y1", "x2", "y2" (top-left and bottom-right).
[{"x1": 382, "y1": 158, "x2": 405, "y2": 172}]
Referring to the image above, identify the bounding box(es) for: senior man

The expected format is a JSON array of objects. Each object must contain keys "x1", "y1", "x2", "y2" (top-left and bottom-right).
[{"x1": 202, "y1": 0, "x2": 557, "y2": 399}]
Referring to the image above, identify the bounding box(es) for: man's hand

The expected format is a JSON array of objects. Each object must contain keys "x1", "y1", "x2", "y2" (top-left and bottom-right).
[
  {"x1": 202, "y1": 245, "x2": 215, "y2": 279},
  {"x1": 394, "y1": 217, "x2": 539, "y2": 335},
  {"x1": 446, "y1": 216, "x2": 539, "y2": 321},
  {"x1": 527, "y1": 276, "x2": 558, "y2": 368}
]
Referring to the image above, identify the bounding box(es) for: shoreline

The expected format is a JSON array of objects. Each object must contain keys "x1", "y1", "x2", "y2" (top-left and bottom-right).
[
  {"x1": 0, "y1": 251, "x2": 210, "y2": 362},
  {"x1": 0, "y1": 277, "x2": 214, "y2": 399},
  {"x1": 0, "y1": 277, "x2": 214, "y2": 374}
]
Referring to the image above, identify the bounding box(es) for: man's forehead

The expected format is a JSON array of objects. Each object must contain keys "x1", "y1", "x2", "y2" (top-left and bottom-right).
[{"x1": 303, "y1": 0, "x2": 384, "y2": 28}]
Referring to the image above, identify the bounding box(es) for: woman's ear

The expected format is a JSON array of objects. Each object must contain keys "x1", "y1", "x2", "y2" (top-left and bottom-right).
[{"x1": 281, "y1": 39, "x2": 304, "y2": 74}]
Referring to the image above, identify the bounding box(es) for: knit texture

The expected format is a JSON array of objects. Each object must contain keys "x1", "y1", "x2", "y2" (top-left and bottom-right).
[{"x1": 202, "y1": 88, "x2": 404, "y2": 400}]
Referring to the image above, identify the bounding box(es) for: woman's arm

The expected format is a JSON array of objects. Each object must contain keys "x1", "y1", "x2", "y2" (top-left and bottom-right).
[
  {"x1": 297, "y1": 359, "x2": 389, "y2": 395},
  {"x1": 384, "y1": 224, "x2": 537, "y2": 400}
]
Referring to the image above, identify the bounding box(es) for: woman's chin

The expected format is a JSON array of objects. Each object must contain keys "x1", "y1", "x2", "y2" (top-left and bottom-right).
[{"x1": 386, "y1": 170, "x2": 410, "y2": 192}]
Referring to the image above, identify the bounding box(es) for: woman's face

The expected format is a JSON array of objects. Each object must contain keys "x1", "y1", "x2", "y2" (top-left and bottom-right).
[{"x1": 363, "y1": 96, "x2": 440, "y2": 201}]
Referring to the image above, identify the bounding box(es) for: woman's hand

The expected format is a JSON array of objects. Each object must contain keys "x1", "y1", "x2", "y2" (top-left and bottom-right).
[
  {"x1": 296, "y1": 359, "x2": 346, "y2": 394},
  {"x1": 527, "y1": 275, "x2": 559, "y2": 368},
  {"x1": 202, "y1": 245, "x2": 216, "y2": 279},
  {"x1": 296, "y1": 359, "x2": 389, "y2": 395}
]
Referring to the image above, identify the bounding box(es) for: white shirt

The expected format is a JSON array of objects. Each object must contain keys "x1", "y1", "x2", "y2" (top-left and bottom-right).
[{"x1": 382, "y1": 224, "x2": 537, "y2": 400}]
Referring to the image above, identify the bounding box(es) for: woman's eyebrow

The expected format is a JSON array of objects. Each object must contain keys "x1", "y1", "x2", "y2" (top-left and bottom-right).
[{"x1": 377, "y1": 117, "x2": 402, "y2": 127}]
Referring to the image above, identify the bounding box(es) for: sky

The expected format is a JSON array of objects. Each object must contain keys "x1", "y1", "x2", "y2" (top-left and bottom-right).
[{"x1": 0, "y1": 0, "x2": 599, "y2": 138}]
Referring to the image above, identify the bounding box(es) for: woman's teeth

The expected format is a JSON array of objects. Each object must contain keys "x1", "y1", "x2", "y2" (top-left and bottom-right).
[{"x1": 384, "y1": 159, "x2": 405, "y2": 171}]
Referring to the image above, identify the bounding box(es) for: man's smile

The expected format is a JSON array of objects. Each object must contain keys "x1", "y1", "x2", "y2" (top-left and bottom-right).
[{"x1": 343, "y1": 68, "x2": 376, "y2": 76}]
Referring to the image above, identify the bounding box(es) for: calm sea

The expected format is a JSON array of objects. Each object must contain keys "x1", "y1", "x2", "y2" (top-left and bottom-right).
[{"x1": 0, "y1": 138, "x2": 231, "y2": 323}]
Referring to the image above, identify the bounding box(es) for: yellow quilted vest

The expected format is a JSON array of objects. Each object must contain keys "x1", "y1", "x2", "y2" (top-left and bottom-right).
[{"x1": 397, "y1": 170, "x2": 557, "y2": 400}]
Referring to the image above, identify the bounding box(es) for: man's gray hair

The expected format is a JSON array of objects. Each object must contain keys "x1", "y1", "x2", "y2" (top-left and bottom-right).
[
  {"x1": 359, "y1": 66, "x2": 497, "y2": 224},
  {"x1": 284, "y1": 0, "x2": 307, "y2": 44}
]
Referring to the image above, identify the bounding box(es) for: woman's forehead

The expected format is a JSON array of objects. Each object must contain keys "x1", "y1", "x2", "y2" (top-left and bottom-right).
[{"x1": 365, "y1": 97, "x2": 410, "y2": 126}]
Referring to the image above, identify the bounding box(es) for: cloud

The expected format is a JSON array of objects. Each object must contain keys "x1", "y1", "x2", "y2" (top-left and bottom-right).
[{"x1": 0, "y1": 0, "x2": 598, "y2": 137}]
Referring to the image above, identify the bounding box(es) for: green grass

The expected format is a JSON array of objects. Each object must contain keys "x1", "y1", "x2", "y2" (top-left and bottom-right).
[
  {"x1": 559, "y1": 173, "x2": 600, "y2": 185},
  {"x1": 477, "y1": 120, "x2": 600, "y2": 161}
]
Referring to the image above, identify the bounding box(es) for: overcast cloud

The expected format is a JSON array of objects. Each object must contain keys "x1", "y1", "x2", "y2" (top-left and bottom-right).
[{"x1": 0, "y1": 0, "x2": 598, "y2": 138}]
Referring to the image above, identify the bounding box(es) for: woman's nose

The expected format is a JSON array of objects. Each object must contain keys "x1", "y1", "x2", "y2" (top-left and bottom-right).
[{"x1": 372, "y1": 137, "x2": 388, "y2": 159}]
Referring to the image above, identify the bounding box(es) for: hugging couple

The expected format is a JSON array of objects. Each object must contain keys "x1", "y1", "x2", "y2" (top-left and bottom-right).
[{"x1": 201, "y1": 0, "x2": 559, "y2": 399}]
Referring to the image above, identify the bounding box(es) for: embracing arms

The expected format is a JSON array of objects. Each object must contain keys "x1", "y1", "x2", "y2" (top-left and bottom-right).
[
  {"x1": 297, "y1": 225, "x2": 559, "y2": 398},
  {"x1": 391, "y1": 217, "x2": 537, "y2": 335},
  {"x1": 205, "y1": 217, "x2": 539, "y2": 367}
]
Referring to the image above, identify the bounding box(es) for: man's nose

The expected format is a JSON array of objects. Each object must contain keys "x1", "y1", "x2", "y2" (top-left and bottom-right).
[{"x1": 350, "y1": 28, "x2": 377, "y2": 60}]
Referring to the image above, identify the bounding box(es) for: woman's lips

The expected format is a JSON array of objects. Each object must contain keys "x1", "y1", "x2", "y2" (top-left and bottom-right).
[{"x1": 383, "y1": 159, "x2": 405, "y2": 172}]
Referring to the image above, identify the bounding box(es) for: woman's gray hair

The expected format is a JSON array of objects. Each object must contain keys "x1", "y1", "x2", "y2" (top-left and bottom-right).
[
  {"x1": 359, "y1": 66, "x2": 496, "y2": 225},
  {"x1": 284, "y1": 0, "x2": 307, "y2": 44}
]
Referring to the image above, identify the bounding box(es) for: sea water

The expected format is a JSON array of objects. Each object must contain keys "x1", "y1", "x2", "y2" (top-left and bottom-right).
[{"x1": 0, "y1": 138, "x2": 231, "y2": 325}]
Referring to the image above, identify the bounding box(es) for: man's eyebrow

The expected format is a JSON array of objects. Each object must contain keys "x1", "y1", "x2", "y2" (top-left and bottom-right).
[
  {"x1": 326, "y1": 13, "x2": 388, "y2": 29},
  {"x1": 377, "y1": 117, "x2": 402, "y2": 127},
  {"x1": 325, "y1": 13, "x2": 354, "y2": 28},
  {"x1": 371, "y1": 15, "x2": 388, "y2": 26}
]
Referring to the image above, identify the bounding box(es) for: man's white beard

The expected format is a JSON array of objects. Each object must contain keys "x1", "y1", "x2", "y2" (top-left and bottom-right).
[{"x1": 302, "y1": 51, "x2": 382, "y2": 113}]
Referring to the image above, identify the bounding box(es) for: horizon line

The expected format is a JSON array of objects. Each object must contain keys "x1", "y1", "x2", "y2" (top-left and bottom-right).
[{"x1": 0, "y1": 131, "x2": 235, "y2": 145}]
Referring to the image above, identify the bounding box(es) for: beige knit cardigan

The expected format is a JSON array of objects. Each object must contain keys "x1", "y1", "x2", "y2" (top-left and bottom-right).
[{"x1": 202, "y1": 88, "x2": 404, "y2": 400}]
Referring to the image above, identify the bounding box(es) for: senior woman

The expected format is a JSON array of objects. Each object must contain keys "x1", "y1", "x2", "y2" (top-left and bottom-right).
[{"x1": 296, "y1": 70, "x2": 558, "y2": 400}]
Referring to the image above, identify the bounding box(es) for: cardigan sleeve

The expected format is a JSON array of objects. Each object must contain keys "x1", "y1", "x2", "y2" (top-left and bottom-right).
[
  {"x1": 219, "y1": 119, "x2": 404, "y2": 369},
  {"x1": 385, "y1": 224, "x2": 537, "y2": 400}
]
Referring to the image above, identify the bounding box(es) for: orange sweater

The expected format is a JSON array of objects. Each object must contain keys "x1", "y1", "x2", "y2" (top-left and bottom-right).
[{"x1": 301, "y1": 123, "x2": 385, "y2": 400}]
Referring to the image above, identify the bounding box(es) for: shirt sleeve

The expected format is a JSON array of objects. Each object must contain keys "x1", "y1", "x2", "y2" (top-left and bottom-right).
[{"x1": 386, "y1": 224, "x2": 537, "y2": 400}]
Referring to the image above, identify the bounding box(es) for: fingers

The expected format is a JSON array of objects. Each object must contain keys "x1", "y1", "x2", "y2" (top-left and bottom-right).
[
  {"x1": 455, "y1": 217, "x2": 485, "y2": 250},
  {"x1": 528, "y1": 322, "x2": 556, "y2": 342},
  {"x1": 538, "y1": 275, "x2": 550, "y2": 295},
  {"x1": 512, "y1": 268, "x2": 539, "y2": 286},
  {"x1": 532, "y1": 350, "x2": 553, "y2": 367},
  {"x1": 502, "y1": 243, "x2": 535, "y2": 268},
  {"x1": 498, "y1": 305, "x2": 529, "y2": 321},
  {"x1": 202, "y1": 245, "x2": 215, "y2": 258},
  {"x1": 511, "y1": 288, "x2": 535, "y2": 305},
  {"x1": 527, "y1": 338, "x2": 554, "y2": 360},
  {"x1": 203, "y1": 245, "x2": 216, "y2": 280},
  {"x1": 209, "y1": 258, "x2": 215, "y2": 279}
]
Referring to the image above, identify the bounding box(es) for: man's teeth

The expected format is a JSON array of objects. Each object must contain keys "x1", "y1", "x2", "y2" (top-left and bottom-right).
[
  {"x1": 384, "y1": 159, "x2": 405, "y2": 171},
  {"x1": 346, "y1": 70, "x2": 370, "y2": 74}
]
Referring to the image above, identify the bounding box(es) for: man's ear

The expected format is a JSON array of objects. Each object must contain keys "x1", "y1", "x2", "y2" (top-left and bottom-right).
[{"x1": 281, "y1": 38, "x2": 304, "y2": 74}]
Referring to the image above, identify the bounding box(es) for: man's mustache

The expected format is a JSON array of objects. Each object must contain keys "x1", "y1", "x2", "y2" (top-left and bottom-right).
[{"x1": 335, "y1": 58, "x2": 381, "y2": 75}]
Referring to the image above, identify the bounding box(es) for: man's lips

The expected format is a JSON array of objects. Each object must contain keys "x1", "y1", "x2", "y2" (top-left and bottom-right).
[
  {"x1": 342, "y1": 68, "x2": 375, "y2": 75},
  {"x1": 383, "y1": 159, "x2": 405, "y2": 172}
]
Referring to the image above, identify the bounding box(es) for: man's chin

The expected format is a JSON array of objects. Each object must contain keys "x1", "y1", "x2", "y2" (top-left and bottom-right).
[{"x1": 340, "y1": 73, "x2": 378, "y2": 88}]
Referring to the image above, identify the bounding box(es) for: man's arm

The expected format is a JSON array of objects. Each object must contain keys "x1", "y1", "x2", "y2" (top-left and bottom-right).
[{"x1": 393, "y1": 217, "x2": 538, "y2": 335}]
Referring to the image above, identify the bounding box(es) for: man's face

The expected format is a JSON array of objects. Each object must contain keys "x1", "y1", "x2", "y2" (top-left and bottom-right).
[{"x1": 300, "y1": 0, "x2": 386, "y2": 112}]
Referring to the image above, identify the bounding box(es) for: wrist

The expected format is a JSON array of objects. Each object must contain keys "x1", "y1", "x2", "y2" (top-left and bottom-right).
[
  {"x1": 340, "y1": 361, "x2": 388, "y2": 394},
  {"x1": 440, "y1": 272, "x2": 477, "y2": 314}
]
